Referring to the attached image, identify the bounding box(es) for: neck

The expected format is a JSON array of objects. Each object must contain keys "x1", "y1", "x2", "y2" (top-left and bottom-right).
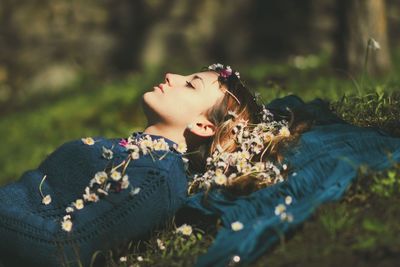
[{"x1": 143, "y1": 123, "x2": 186, "y2": 145}]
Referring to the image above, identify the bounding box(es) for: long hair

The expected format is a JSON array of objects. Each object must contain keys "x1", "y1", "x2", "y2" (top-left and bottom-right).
[{"x1": 187, "y1": 69, "x2": 314, "y2": 196}]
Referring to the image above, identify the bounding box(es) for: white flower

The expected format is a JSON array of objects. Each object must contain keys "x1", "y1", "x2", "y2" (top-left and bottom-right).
[
  {"x1": 94, "y1": 171, "x2": 108, "y2": 184},
  {"x1": 282, "y1": 164, "x2": 287, "y2": 170},
  {"x1": 285, "y1": 196, "x2": 293, "y2": 205},
  {"x1": 121, "y1": 175, "x2": 130, "y2": 189},
  {"x1": 81, "y1": 137, "x2": 95, "y2": 145},
  {"x1": 63, "y1": 214, "x2": 71, "y2": 221},
  {"x1": 131, "y1": 151, "x2": 140, "y2": 160},
  {"x1": 102, "y1": 146, "x2": 114, "y2": 160},
  {"x1": 110, "y1": 171, "x2": 122, "y2": 181},
  {"x1": 61, "y1": 219, "x2": 73, "y2": 232},
  {"x1": 231, "y1": 221, "x2": 244, "y2": 231},
  {"x1": 280, "y1": 212, "x2": 294, "y2": 222},
  {"x1": 83, "y1": 190, "x2": 99, "y2": 202},
  {"x1": 153, "y1": 139, "x2": 169, "y2": 151},
  {"x1": 137, "y1": 256, "x2": 144, "y2": 262},
  {"x1": 66, "y1": 207, "x2": 74, "y2": 213},
  {"x1": 173, "y1": 142, "x2": 187, "y2": 154},
  {"x1": 227, "y1": 110, "x2": 238, "y2": 118},
  {"x1": 232, "y1": 255, "x2": 241, "y2": 263},
  {"x1": 279, "y1": 126, "x2": 290, "y2": 137},
  {"x1": 119, "y1": 256, "x2": 127, "y2": 262},
  {"x1": 176, "y1": 224, "x2": 193, "y2": 236},
  {"x1": 369, "y1": 38, "x2": 381, "y2": 50},
  {"x1": 214, "y1": 173, "x2": 227, "y2": 185},
  {"x1": 157, "y1": 238, "x2": 166, "y2": 250},
  {"x1": 42, "y1": 195, "x2": 52, "y2": 205},
  {"x1": 73, "y1": 199, "x2": 84, "y2": 210},
  {"x1": 274, "y1": 204, "x2": 286, "y2": 215}
]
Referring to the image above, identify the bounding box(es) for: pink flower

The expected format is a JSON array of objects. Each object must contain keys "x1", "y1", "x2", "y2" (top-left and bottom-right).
[
  {"x1": 220, "y1": 68, "x2": 232, "y2": 78},
  {"x1": 119, "y1": 139, "x2": 129, "y2": 148}
]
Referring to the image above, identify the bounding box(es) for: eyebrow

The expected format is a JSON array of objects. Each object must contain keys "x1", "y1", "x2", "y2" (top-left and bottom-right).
[{"x1": 193, "y1": 75, "x2": 205, "y2": 89}]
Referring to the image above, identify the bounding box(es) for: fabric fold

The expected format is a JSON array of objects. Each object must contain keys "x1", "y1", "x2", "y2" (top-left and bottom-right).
[{"x1": 181, "y1": 95, "x2": 400, "y2": 267}]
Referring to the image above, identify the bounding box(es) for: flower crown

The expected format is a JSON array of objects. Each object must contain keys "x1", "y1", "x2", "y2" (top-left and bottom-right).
[{"x1": 208, "y1": 63, "x2": 241, "y2": 81}]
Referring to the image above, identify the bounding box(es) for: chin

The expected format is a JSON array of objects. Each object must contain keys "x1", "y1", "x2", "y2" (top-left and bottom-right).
[{"x1": 141, "y1": 93, "x2": 162, "y2": 123}]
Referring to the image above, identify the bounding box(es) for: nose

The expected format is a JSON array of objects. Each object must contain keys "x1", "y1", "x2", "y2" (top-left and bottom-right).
[
  {"x1": 165, "y1": 73, "x2": 185, "y2": 87},
  {"x1": 165, "y1": 73, "x2": 172, "y2": 86}
]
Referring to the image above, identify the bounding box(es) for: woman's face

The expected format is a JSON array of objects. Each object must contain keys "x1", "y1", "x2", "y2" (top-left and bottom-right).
[{"x1": 142, "y1": 71, "x2": 225, "y2": 129}]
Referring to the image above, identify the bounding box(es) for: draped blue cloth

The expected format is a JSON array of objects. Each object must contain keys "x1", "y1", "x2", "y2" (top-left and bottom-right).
[
  {"x1": 182, "y1": 95, "x2": 400, "y2": 267},
  {"x1": 0, "y1": 133, "x2": 188, "y2": 267}
]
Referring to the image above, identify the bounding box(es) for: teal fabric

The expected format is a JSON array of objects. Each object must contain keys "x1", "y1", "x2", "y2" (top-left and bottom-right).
[
  {"x1": 0, "y1": 133, "x2": 188, "y2": 267},
  {"x1": 182, "y1": 95, "x2": 400, "y2": 267}
]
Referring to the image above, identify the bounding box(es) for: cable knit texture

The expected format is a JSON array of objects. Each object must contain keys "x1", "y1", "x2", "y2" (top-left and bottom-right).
[{"x1": 0, "y1": 134, "x2": 188, "y2": 267}]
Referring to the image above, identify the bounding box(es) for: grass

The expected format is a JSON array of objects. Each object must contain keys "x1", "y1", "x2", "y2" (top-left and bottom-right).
[{"x1": 1, "y1": 54, "x2": 400, "y2": 266}]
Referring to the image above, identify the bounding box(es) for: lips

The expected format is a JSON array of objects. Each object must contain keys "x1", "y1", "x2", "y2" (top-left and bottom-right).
[{"x1": 154, "y1": 83, "x2": 165, "y2": 93}]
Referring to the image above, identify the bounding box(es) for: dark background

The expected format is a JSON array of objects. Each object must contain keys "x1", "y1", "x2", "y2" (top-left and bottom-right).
[{"x1": 0, "y1": 0, "x2": 398, "y2": 107}]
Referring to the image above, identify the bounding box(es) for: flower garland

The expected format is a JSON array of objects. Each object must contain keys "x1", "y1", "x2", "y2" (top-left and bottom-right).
[
  {"x1": 58, "y1": 133, "x2": 187, "y2": 232},
  {"x1": 187, "y1": 105, "x2": 291, "y2": 194}
]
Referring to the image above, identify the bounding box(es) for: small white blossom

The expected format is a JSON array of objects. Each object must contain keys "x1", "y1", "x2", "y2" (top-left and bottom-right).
[
  {"x1": 369, "y1": 38, "x2": 381, "y2": 50},
  {"x1": 274, "y1": 204, "x2": 286, "y2": 216},
  {"x1": 131, "y1": 151, "x2": 140, "y2": 160},
  {"x1": 153, "y1": 139, "x2": 169, "y2": 151},
  {"x1": 119, "y1": 256, "x2": 127, "y2": 262},
  {"x1": 280, "y1": 212, "x2": 294, "y2": 222},
  {"x1": 137, "y1": 256, "x2": 144, "y2": 262},
  {"x1": 157, "y1": 238, "x2": 166, "y2": 250},
  {"x1": 110, "y1": 171, "x2": 122, "y2": 181},
  {"x1": 73, "y1": 199, "x2": 84, "y2": 210},
  {"x1": 228, "y1": 110, "x2": 238, "y2": 118},
  {"x1": 285, "y1": 195, "x2": 293, "y2": 205},
  {"x1": 214, "y1": 173, "x2": 227, "y2": 185},
  {"x1": 42, "y1": 195, "x2": 52, "y2": 205},
  {"x1": 101, "y1": 146, "x2": 113, "y2": 160},
  {"x1": 279, "y1": 126, "x2": 290, "y2": 137},
  {"x1": 83, "y1": 191, "x2": 99, "y2": 202},
  {"x1": 66, "y1": 207, "x2": 74, "y2": 213},
  {"x1": 232, "y1": 255, "x2": 241, "y2": 263},
  {"x1": 94, "y1": 171, "x2": 108, "y2": 184},
  {"x1": 176, "y1": 224, "x2": 193, "y2": 236},
  {"x1": 231, "y1": 221, "x2": 244, "y2": 231},
  {"x1": 81, "y1": 137, "x2": 95, "y2": 145},
  {"x1": 121, "y1": 175, "x2": 130, "y2": 189},
  {"x1": 61, "y1": 219, "x2": 73, "y2": 232},
  {"x1": 173, "y1": 142, "x2": 187, "y2": 154}
]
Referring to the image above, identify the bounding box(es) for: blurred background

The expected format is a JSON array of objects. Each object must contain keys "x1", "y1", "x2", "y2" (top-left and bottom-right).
[{"x1": 0, "y1": 0, "x2": 399, "y2": 184}]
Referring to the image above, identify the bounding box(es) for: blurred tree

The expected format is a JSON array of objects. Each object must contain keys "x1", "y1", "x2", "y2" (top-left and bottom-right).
[{"x1": 335, "y1": 0, "x2": 391, "y2": 76}]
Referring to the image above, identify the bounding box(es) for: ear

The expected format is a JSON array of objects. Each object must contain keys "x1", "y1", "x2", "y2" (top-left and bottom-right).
[{"x1": 188, "y1": 118, "x2": 216, "y2": 138}]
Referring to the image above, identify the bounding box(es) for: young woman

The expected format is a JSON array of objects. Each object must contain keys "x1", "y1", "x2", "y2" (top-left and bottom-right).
[
  {"x1": 0, "y1": 64, "x2": 305, "y2": 266},
  {"x1": 3, "y1": 63, "x2": 397, "y2": 267}
]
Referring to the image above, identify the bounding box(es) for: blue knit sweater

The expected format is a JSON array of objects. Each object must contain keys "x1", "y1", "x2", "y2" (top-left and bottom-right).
[{"x1": 0, "y1": 133, "x2": 188, "y2": 267}]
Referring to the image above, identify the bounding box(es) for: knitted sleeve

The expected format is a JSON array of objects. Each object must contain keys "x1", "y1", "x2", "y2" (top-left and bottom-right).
[{"x1": 0, "y1": 137, "x2": 189, "y2": 267}]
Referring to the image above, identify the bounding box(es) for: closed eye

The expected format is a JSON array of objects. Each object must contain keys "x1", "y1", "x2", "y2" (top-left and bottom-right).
[{"x1": 186, "y1": 81, "x2": 195, "y2": 89}]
